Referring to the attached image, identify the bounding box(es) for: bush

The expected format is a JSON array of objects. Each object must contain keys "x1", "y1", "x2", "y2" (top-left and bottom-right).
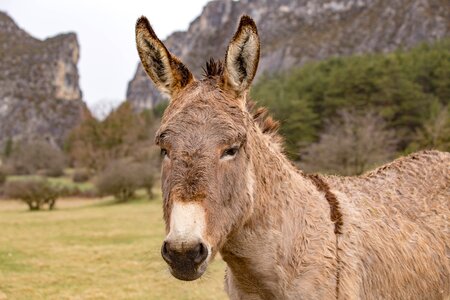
[
  {"x1": 72, "y1": 169, "x2": 91, "y2": 183},
  {"x1": 66, "y1": 102, "x2": 157, "y2": 171},
  {"x1": 57, "y1": 185, "x2": 97, "y2": 198},
  {"x1": 58, "y1": 185, "x2": 82, "y2": 197},
  {"x1": 300, "y1": 109, "x2": 398, "y2": 175},
  {"x1": 140, "y1": 164, "x2": 156, "y2": 199},
  {"x1": 36, "y1": 167, "x2": 64, "y2": 178},
  {"x1": 0, "y1": 168, "x2": 6, "y2": 186},
  {"x1": 408, "y1": 103, "x2": 450, "y2": 152},
  {"x1": 79, "y1": 189, "x2": 99, "y2": 198},
  {"x1": 96, "y1": 160, "x2": 158, "y2": 202},
  {"x1": 96, "y1": 160, "x2": 141, "y2": 202},
  {"x1": 6, "y1": 139, "x2": 66, "y2": 176},
  {"x1": 4, "y1": 179, "x2": 60, "y2": 210}
]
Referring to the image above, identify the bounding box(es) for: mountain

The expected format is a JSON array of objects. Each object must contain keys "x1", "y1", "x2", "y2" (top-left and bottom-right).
[
  {"x1": 0, "y1": 11, "x2": 86, "y2": 148},
  {"x1": 126, "y1": 0, "x2": 450, "y2": 109}
]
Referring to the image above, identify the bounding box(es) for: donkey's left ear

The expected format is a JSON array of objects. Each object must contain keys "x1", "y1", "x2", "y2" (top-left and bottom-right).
[
  {"x1": 223, "y1": 15, "x2": 260, "y2": 97},
  {"x1": 135, "y1": 16, "x2": 193, "y2": 98}
]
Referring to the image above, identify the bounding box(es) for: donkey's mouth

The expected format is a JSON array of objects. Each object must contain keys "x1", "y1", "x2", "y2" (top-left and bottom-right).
[
  {"x1": 168, "y1": 261, "x2": 208, "y2": 281},
  {"x1": 169, "y1": 261, "x2": 208, "y2": 281}
]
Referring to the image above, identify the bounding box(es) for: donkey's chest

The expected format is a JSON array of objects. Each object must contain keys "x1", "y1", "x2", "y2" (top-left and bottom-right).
[
  {"x1": 221, "y1": 217, "x2": 338, "y2": 299},
  {"x1": 223, "y1": 255, "x2": 284, "y2": 299},
  {"x1": 221, "y1": 241, "x2": 336, "y2": 299},
  {"x1": 224, "y1": 260, "x2": 336, "y2": 300}
]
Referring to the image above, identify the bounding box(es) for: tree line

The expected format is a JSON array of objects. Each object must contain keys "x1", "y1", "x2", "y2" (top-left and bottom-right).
[{"x1": 251, "y1": 40, "x2": 449, "y2": 173}]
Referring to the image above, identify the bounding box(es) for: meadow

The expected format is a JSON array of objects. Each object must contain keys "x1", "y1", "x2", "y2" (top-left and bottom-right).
[{"x1": 0, "y1": 194, "x2": 227, "y2": 300}]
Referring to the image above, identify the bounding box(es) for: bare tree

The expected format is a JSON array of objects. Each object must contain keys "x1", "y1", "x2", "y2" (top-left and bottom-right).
[
  {"x1": 6, "y1": 139, "x2": 66, "y2": 176},
  {"x1": 412, "y1": 104, "x2": 449, "y2": 152},
  {"x1": 300, "y1": 109, "x2": 398, "y2": 175}
]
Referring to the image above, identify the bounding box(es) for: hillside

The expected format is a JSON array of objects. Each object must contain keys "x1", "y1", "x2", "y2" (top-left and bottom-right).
[
  {"x1": 126, "y1": 0, "x2": 450, "y2": 109},
  {"x1": 251, "y1": 40, "x2": 450, "y2": 160},
  {"x1": 0, "y1": 12, "x2": 86, "y2": 147}
]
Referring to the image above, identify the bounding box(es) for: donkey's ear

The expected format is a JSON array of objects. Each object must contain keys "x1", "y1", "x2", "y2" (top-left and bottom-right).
[
  {"x1": 135, "y1": 16, "x2": 193, "y2": 97},
  {"x1": 223, "y1": 15, "x2": 260, "y2": 97}
]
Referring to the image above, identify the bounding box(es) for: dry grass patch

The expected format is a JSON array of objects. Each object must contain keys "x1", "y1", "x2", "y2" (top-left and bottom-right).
[{"x1": 0, "y1": 197, "x2": 227, "y2": 299}]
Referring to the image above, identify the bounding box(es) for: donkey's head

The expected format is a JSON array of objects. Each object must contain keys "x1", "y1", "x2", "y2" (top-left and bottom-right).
[{"x1": 136, "y1": 15, "x2": 261, "y2": 281}]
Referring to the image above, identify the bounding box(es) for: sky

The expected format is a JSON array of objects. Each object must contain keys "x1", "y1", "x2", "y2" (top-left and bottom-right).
[{"x1": 0, "y1": 0, "x2": 211, "y2": 113}]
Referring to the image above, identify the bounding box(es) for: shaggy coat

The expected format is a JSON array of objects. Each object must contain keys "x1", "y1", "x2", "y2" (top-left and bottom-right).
[{"x1": 135, "y1": 15, "x2": 450, "y2": 299}]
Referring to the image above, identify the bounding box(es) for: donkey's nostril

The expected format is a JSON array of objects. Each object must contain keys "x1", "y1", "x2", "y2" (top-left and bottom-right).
[
  {"x1": 161, "y1": 241, "x2": 172, "y2": 263},
  {"x1": 161, "y1": 240, "x2": 208, "y2": 267},
  {"x1": 193, "y1": 242, "x2": 208, "y2": 264}
]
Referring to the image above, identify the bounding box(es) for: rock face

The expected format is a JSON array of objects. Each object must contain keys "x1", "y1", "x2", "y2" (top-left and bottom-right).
[
  {"x1": 127, "y1": 0, "x2": 450, "y2": 109},
  {"x1": 0, "y1": 11, "x2": 86, "y2": 147}
]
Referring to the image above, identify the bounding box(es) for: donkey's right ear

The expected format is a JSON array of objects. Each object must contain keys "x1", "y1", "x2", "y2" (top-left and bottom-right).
[{"x1": 135, "y1": 16, "x2": 193, "y2": 97}]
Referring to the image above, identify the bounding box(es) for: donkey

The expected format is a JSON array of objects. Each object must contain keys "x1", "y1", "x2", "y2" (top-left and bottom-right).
[{"x1": 135, "y1": 15, "x2": 450, "y2": 299}]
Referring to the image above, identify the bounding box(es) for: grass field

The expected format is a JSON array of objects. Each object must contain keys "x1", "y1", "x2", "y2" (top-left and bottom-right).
[{"x1": 0, "y1": 196, "x2": 227, "y2": 300}]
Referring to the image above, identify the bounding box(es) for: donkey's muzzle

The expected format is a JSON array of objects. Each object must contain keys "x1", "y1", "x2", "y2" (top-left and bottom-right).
[{"x1": 161, "y1": 240, "x2": 208, "y2": 281}]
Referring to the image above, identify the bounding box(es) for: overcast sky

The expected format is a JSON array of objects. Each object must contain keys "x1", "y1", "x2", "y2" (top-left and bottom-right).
[{"x1": 0, "y1": 0, "x2": 210, "y2": 112}]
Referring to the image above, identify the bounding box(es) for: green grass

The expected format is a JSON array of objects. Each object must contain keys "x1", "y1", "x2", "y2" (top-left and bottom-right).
[{"x1": 0, "y1": 197, "x2": 227, "y2": 300}]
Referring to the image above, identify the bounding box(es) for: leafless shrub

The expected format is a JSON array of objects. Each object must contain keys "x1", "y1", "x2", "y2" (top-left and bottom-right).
[
  {"x1": 300, "y1": 109, "x2": 398, "y2": 175},
  {"x1": 140, "y1": 163, "x2": 157, "y2": 200},
  {"x1": 0, "y1": 167, "x2": 6, "y2": 186},
  {"x1": 72, "y1": 169, "x2": 92, "y2": 183},
  {"x1": 6, "y1": 139, "x2": 66, "y2": 176},
  {"x1": 66, "y1": 102, "x2": 157, "y2": 171},
  {"x1": 410, "y1": 103, "x2": 450, "y2": 152},
  {"x1": 56, "y1": 184, "x2": 97, "y2": 198},
  {"x1": 96, "y1": 160, "x2": 139, "y2": 202},
  {"x1": 4, "y1": 179, "x2": 60, "y2": 210},
  {"x1": 96, "y1": 159, "x2": 158, "y2": 202}
]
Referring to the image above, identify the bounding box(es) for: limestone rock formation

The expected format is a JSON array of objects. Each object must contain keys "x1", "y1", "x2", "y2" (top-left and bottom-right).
[
  {"x1": 126, "y1": 0, "x2": 450, "y2": 109},
  {"x1": 0, "y1": 11, "x2": 87, "y2": 147}
]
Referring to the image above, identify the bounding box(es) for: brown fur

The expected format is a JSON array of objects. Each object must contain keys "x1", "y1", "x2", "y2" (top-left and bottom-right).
[
  {"x1": 136, "y1": 15, "x2": 450, "y2": 299},
  {"x1": 203, "y1": 58, "x2": 224, "y2": 78},
  {"x1": 307, "y1": 174, "x2": 343, "y2": 235},
  {"x1": 135, "y1": 17, "x2": 193, "y2": 97}
]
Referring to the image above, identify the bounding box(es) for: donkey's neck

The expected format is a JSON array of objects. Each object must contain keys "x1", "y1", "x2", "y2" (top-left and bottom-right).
[{"x1": 220, "y1": 126, "x2": 336, "y2": 298}]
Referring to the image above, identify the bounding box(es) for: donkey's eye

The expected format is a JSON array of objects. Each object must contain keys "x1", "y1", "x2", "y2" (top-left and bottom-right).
[
  {"x1": 161, "y1": 148, "x2": 169, "y2": 159},
  {"x1": 221, "y1": 147, "x2": 239, "y2": 160}
]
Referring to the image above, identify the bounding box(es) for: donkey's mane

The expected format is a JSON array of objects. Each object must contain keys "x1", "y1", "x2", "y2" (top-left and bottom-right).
[
  {"x1": 203, "y1": 58, "x2": 281, "y2": 142},
  {"x1": 202, "y1": 58, "x2": 224, "y2": 78},
  {"x1": 245, "y1": 101, "x2": 280, "y2": 138}
]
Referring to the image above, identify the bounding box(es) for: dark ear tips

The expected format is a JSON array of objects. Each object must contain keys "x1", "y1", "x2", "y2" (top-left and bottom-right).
[
  {"x1": 223, "y1": 15, "x2": 260, "y2": 95},
  {"x1": 237, "y1": 15, "x2": 258, "y2": 33},
  {"x1": 136, "y1": 16, "x2": 149, "y2": 31},
  {"x1": 135, "y1": 15, "x2": 193, "y2": 97},
  {"x1": 135, "y1": 16, "x2": 158, "y2": 40}
]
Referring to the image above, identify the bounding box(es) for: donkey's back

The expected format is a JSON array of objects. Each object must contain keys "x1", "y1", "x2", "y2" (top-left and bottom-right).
[{"x1": 326, "y1": 150, "x2": 450, "y2": 299}]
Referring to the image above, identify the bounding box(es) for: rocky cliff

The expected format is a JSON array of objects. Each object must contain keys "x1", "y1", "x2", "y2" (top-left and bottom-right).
[
  {"x1": 127, "y1": 0, "x2": 450, "y2": 109},
  {"x1": 0, "y1": 11, "x2": 86, "y2": 147}
]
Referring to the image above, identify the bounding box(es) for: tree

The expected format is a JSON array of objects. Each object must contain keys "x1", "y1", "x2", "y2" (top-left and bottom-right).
[
  {"x1": 408, "y1": 102, "x2": 450, "y2": 152},
  {"x1": 251, "y1": 72, "x2": 319, "y2": 158},
  {"x1": 251, "y1": 40, "x2": 450, "y2": 157},
  {"x1": 2, "y1": 138, "x2": 13, "y2": 159},
  {"x1": 6, "y1": 139, "x2": 66, "y2": 176},
  {"x1": 300, "y1": 109, "x2": 398, "y2": 175},
  {"x1": 66, "y1": 102, "x2": 157, "y2": 171},
  {"x1": 0, "y1": 167, "x2": 6, "y2": 186}
]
